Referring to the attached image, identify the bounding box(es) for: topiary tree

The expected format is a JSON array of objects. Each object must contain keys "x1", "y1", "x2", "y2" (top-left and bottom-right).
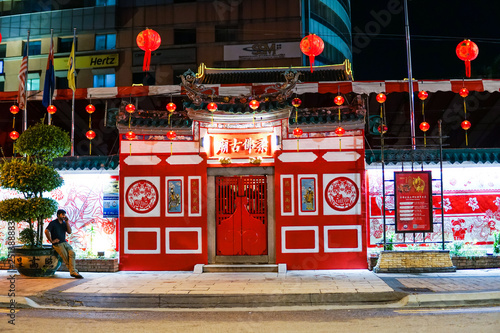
[{"x1": 0, "y1": 123, "x2": 71, "y2": 248}]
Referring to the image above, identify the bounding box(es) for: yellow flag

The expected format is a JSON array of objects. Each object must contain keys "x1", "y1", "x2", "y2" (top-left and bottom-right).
[{"x1": 67, "y1": 42, "x2": 76, "y2": 91}]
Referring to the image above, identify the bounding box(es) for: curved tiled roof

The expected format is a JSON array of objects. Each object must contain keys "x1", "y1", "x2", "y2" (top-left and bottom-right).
[
  {"x1": 365, "y1": 148, "x2": 500, "y2": 165},
  {"x1": 52, "y1": 155, "x2": 119, "y2": 171}
]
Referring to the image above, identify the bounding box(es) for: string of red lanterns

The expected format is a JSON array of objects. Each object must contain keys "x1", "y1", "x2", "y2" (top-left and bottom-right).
[
  {"x1": 376, "y1": 93, "x2": 387, "y2": 135},
  {"x1": 418, "y1": 90, "x2": 429, "y2": 146},
  {"x1": 334, "y1": 94, "x2": 345, "y2": 151},
  {"x1": 85, "y1": 102, "x2": 96, "y2": 155},
  {"x1": 9, "y1": 104, "x2": 19, "y2": 148},
  {"x1": 459, "y1": 87, "x2": 470, "y2": 146},
  {"x1": 293, "y1": 127, "x2": 303, "y2": 152}
]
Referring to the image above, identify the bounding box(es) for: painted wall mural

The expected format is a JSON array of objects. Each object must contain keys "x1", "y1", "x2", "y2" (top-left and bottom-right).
[
  {"x1": 0, "y1": 173, "x2": 118, "y2": 256},
  {"x1": 367, "y1": 166, "x2": 500, "y2": 246}
]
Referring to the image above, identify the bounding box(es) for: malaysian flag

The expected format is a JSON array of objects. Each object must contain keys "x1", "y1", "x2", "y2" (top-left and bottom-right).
[{"x1": 17, "y1": 42, "x2": 28, "y2": 110}]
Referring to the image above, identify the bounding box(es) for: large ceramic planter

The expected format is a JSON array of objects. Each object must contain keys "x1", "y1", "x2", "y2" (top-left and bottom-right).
[{"x1": 9, "y1": 245, "x2": 61, "y2": 277}]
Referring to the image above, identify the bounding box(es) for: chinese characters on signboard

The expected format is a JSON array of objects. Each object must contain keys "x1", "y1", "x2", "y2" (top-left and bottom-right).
[
  {"x1": 394, "y1": 171, "x2": 433, "y2": 233},
  {"x1": 209, "y1": 134, "x2": 272, "y2": 158}
]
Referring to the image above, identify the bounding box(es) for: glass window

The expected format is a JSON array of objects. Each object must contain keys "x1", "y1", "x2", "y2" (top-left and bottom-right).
[
  {"x1": 27, "y1": 41, "x2": 41, "y2": 56},
  {"x1": 95, "y1": 34, "x2": 116, "y2": 50},
  {"x1": 0, "y1": 44, "x2": 6, "y2": 58},
  {"x1": 215, "y1": 26, "x2": 238, "y2": 43},
  {"x1": 96, "y1": 0, "x2": 116, "y2": 6},
  {"x1": 58, "y1": 38, "x2": 76, "y2": 53},
  {"x1": 27, "y1": 78, "x2": 40, "y2": 91},
  {"x1": 93, "y1": 73, "x2": 115, "y2": 87},
  {"x1": 174, "y1": 29, "x2": 196, "y2": 45}
]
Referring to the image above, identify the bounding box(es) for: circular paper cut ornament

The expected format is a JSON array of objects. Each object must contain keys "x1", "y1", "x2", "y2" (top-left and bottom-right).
[
  {"x1": 456, "y1": 39, "x2": 479, "y2": 78},
  {"x1": 293, "y1": 128, "x2": 303, "y2": 137},
  {"x1": 9, "y1": 131, "x2": 19, "y2": 141},
  {"x1": 461, "y1": 120, "x2": 471, "y2": 130},
  {"x1": 86, "y1": 130, "x2": 96, "y2": 140},
  {"x1": 335, "y1": 127, "x2": 345, "y2": 136},
  {"x1": 419, "y1": 121, "x2": 430, "y2": 132},
  {"x1": 136, "y1": 29, "x2": 161, "y2": 71},
  {"x1": 10, "y1": 105, "x2": 20, "y2": 115},
  {"x1": 300, "y1": 34, "x2": 324, "y2": 73},
  {"x1": 166, "y1": 130, "x2": 177, "y2": 140},
  {"x1": 418, "y1": 91, "x2": 428, "y2": 101},
  {"x1": 47, "y1": 105, "x2": 57, "y2": 115},
  {"x1": 459, "y1": 87, "x2": 469, "y2": 98},
  {"x1": 166, "y1": 102, "x2": 176, "y2": 112},
  {"x1": 376, "y1": 93, "x2": 387, "y2": 103},
  {"x1": 334, "y1": 95, "x2": 344, "y2": 106},
  {"x1": 207, "y1": 102, "x2": 218, "y2": 112},
  {"x1": 125, "y1": 103, "x2": 136, "y2": 113},
  {"x1": 85, "y1": 104, "x2": 96, "y2": 114},
  {"x1": 292, "y1": 98, "x2": 302, "y2": 108},
  {"x1": 125, "y1": 131, "x2": 136, "y2": 140}
]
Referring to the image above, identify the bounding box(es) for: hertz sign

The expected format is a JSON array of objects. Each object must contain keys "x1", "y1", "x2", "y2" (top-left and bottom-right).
[{"x1": 54, "y1": 53, "x2": 119, "y2": 70}]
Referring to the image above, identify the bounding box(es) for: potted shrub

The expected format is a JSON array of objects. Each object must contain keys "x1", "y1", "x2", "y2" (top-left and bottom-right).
[{"x1": 0, "y1": 122, "x2": 70, "y2": 276}]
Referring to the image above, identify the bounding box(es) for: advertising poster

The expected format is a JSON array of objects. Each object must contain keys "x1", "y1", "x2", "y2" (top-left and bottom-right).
[{"x1": 103, "y1": 176, "x2": 119, "y2": 218}]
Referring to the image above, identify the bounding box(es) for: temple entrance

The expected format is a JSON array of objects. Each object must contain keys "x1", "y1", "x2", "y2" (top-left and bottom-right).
[{"x1": 216, "y1": 176, "x2": 268, "y2": 256}]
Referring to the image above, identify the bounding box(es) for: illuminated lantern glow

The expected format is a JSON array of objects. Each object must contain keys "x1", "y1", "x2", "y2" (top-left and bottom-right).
[
  {"x1": 85, "y1": 104, "x2": 96, "y2": 114},
  {"x1": 292, "y1": 98, "x2": 302, "y2": 108},
  {"x1": 376, "y1": 93, "x2": 387, "y2": 103},
  {"x1": 0, "y1": 33, "x2": 2, "y2": 44},
  {"x1": 125, "y1": 131, "x2": 136, "y2": 140},
  {"x1": 136, "y1": 29, "x2": 161, "y2": 71},
  {"x1": 335, "y1": 127, "x2": 345, "y2": 136},
  {"x1": 86, "y1": 130, "x2": 96, "y2": 140},
  {"x1": 418, "y1": 90, "x2": 428, "y2": 101},
  {"x1": 378, "y1": 125, "x2": 388, "y2": 134},
  {"x1": 207, "y1": 102, "x2": 218, "y2": 112},
  {"x1": 456, "y1": 39, "x2": 479, "y2": 78},
  {"x1": 419, "y1": 121, "x2": 430, "y2": 132},
  {"x1": 459, "y1": 87, "x2": 469, "y2": 98},
  {"x1": 10, "y1": 105, "x2": 20, "y2": 115},
  {"x1": 300, "y1": 34, "x2": 324, "y2": 73},
  {"x1": 293, "y1": 128, "x2": 303, "y2": 137},
  {"x1": 249, "y1": 99, "x2": 260, "y2": 110},
  {"x1": 47, "y1": 105, "x2": 57, "y2": 114},
  {"x1": 9, "y1": 131, "x2": 19, "y2": 141},
  {"x1": 166, "y1": 102, "x2": 176, "y2": 113},
  {"x1": 166, "y1": 130, "x2": 177, "y2": 140},
  {"x1": 334, "y1": 95, "x2": 344, "y2": 106},
  {"x1": 461, "y1": 120, "x2": 471, "y2": 130},
  {"x1": 125, "y1": 103, "x2": 136, "y2": 113}
]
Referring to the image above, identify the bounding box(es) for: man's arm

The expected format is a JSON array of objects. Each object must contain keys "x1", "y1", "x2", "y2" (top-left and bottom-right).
[
  {"x1": 65, "y1": 217, "x2": 72, "y2": 234},
  {"x1": 44, "y1": 229, "x2": 59, "y2": 244}
]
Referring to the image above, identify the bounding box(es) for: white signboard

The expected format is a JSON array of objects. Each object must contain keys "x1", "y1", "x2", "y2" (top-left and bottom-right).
[{"x1": 224, "y1": 42, "x2": 301, "y2": 61}]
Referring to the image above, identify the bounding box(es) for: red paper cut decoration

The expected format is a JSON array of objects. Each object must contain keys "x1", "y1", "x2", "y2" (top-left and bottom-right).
[
  {"x1": 418, "y1": 90, "x2": 428, "y2": 100},
  {"x1": 334, "y1": 95, "x2": 344, "y2": 106},
  {"x1": 86, "y1": 130, "x2": 96, "y2": 140},
  {"x1": 249, "y1": 99, "x2": 260, "y2": 110},
  {"x1": 10, "y1": 105, "x2": 19, "y2": 115},
  {"x1": 125, "y1": 103, "x2": 136, "y2": 113},
  {"x1": 86, "y1": 104, "x2": 96, "y2": 114},
  {"x1": 459, "y1": 87, "x2": 469, "y2": 98},
  {"x1": 9, "y1": 131, "x2": 19, "y2": 141},
  {"x1": 300, "y1": 34, "x2": 324, "y2": 73},
  {"x1": 335, "y1": 127, "x2": 345, "y2": 136},
  {"x1": 461, "y1": 120, "x2": 471, "y2": 130},
  {"x1": 207, "y1": 102, "x2": 218, "y2": 112},
  {"x1": 166, "y1": 102, "x2": 176, "y2": 112},
  {"x1": 292, "y1": 98, "x2": 302, "y2": 107},
  {"x1": 47, "y1": 105, "x2": 57, "y2": 114},
  {"x1": 125, "y1": 131, "x2": 136, "y2": 140},
  {"x1": 456, "y1": 39, "x2": 479, "y2": 78},
  {"x1": 166, "y1": 130, "x2": 177, "y2": 140},
  {"x1": 376, "y1": 93, "x2": 387, "y2": 103},
  {"x1": 136, "y1": 29, "x2": 161, "y2": 72},
  {"x1": 419, "y1": 122, "x2": 430, "y2": 132}
]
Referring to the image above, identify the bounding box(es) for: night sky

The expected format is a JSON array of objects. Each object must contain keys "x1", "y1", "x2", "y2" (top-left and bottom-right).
[{"x1": 350, "y1": 0, "x2": 500, "y2": 81}]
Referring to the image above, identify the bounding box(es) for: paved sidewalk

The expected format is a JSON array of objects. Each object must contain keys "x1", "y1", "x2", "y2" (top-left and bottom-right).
[{"x1": 1, "y1": 269, "x2": 500, "y2": 309}]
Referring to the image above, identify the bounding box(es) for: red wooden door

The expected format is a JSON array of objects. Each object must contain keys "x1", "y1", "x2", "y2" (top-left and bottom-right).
[{"x1": 216, "y1": 176, "x2": 267, "y2": 256}]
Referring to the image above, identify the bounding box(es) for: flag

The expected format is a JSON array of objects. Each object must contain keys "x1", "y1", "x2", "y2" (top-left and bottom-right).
[
  {"x1": 17, "y1": 43, "x2": 28, "y2": 110},
  {"x1": 67, "y1": 41, "x2": 76, "y2": 91},
  {"x1": 42, "y1": 36, "x2": 55, "y2": 107}
]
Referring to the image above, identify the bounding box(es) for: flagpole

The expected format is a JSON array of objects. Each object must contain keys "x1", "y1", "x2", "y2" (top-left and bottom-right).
[
  {"x1": 48, "y1": 29, "x2": 53, "y2": 125},
  {"x1": 71, "y1": 28, "x2": 76, "y2": 156},
  {"x1": 23, "y1": 30, "x2": 30, "y2": 132}
]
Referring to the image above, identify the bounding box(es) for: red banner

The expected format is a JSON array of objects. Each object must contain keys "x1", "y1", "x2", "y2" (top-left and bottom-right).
[{"x1": 394, "y1": 171, "x2": 433, "y2": 233}]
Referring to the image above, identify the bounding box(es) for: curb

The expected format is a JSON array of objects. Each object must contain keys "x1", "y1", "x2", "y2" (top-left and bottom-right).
[{"x1": 401, "y1": 291, "x2": 500, "y2": 307}]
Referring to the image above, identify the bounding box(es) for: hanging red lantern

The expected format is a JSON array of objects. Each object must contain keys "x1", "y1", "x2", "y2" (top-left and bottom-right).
[
  {"x1": 293, "y1": 128, "x2": 303, "y2": 137},
  {"x1": 300, "y1": 34, "x2": 324, "y2": 73},
  {"x1": 136, "y1": 29, "x2": 161, "y2": 72},
  {"x1": 85, "y1": 104, "x2": 96, "y2": 114},
  {"x1": 207, "y1": 102, "x2": 218, "y2": 112},
  {"x1": 419, "y1": 121, "x2": 430, "y2": 132},
  {"x1": 166, "y1": 102, "x2": 176, "y2": 113},
  {"x1": 418, "y1": 90, "x2": 428, "y2": 101},
  {"x1": 334, "y1": 95, "x2": 344, "y2": 106},
  {"x1": 86, "y1": 130, "x2": 96, "y2": 140},
  {"x1": 166, "y1": 130, "x2": 177, "y2": 140},
  {"x1": 292, "y1": 98, "x2": 302, "y2": 107},
  {"x1": 461, "y1": 120, "x2": 471, "y2": 130},
  {"x1": 0, "y1": 33, "x2": 2, "y2": 44},
  {"x1": 47, "y1": 105, "x2": 57, "y2": 114},
  {"x1": 376, "y1": 93, "x2": 387, "y2": 103},
  {"x1": 9, "y1": 131, "x2": 19, "y2": 141},
  {"x1": 459, "y1": 87, "x2": 469, "y2": 98},
  {"x1": 335, "y1": 127, "x2": 345, "y2": 136},
  {"x1": 125, "y1": 131, "x2": 136, "y2": 140},
  {"x1": 249, "y1": 99, "x2": 260, "y2": 110},
  {"x1": 125, "y1": 103, "x2": 136, "y2": 113},
  {"x1": 456, "y1": 39, "x2": 479, "y2": 78},
  {"x1": 10, "y1": 105, "x2": 20, "y2": 115},
  {"x1": 378, "y1": 125, "x2": 388, "y2": 134}
]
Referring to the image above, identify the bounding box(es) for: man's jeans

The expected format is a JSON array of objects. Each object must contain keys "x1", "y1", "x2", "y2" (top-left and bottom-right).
[{"x1": 53, "y1": 242, "x2": 78, "y2": 275}]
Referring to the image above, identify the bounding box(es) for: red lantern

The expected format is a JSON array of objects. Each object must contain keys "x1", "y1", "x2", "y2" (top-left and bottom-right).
[
  {"x1": 166, "y1": 130, "x2": 177, "y2": 140},
  {"x1": 47, "y1": 105, "x2": 57, "y2": 114},
  {"x1": 0, "y1": 33, "x2": 2, "y2": 44},
  {"x1": 419, "y1": 122, "x2": 430, "y2": 132},
  {"x1": 293, "y1": 128, "x2": 303, "y2": 137},
  {"x1": 376, "y1": 93, "x2": 387, "y2": 103},
  {"x1": 85, "y1": 104, "x2": 95, "y2": 114},
  {"x1": 249, "y1": 99, "x2": 260, "y2": 110},
  {"x1": 335, "y1": 127, "x2": 345, "y2": 136},
  {"x1": 86, "y1": 130, "x2": 96, "y2": 140},
  {"x1": 9, "y1": 131, "x2": 19, "y2": 141},
  {"x1": 334, "y1": 95, "x2": 344, "y2": 106},
  {"x1": 166, "y1": 102, "x2": 176, "y2": 113},
  {"x1": 456, "y1": 39, "x2": 479, "y2": 78},
  {"x1": 125, "y1": 103, "x2": 136, "y2": 113},
  {"x1": 459, "y1": 87, "x2": 469, "y2": 98},
  {"x1": 418, "y1": 90, "x2": 428, "y2": 101},
  {"x1": 292, "y1": 98, "x2": 302, "y2": 108},
  {"x1": 300, "y1": 34, "x2": 324, "y2": 73},
  {"x1": 10, "y1": 105, "x2": 19, "y2": 115},
  {"x1": 125, "y1": 131, "x2": 136, "y2": 140},
  {"x1": 378, "y1": 125, "x2": 388, "y2": 134},
  {"x1": 136, "y1": 29, "x2": 161, "y2": 71},
  {"x1": 207, "y1": 102, "x2": 218, "y2": 112},
  {"x1": 461, "y1": 120, "x2": 471, "y2": 130}
]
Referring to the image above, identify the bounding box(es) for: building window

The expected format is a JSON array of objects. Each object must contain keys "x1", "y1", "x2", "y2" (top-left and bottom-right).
[
  {"x1": 96, "y1": 0, "x2": 116, "y2": 6},
  {"x1": 215, "y1": 25, "x2": 238, "y2": 43},
  {"x1": 95, "y1": 34, "x2": 116, "y2": 50},
  {"x1": 0, "y1": 44, "x2": 6, "y2": 58},
  {"x1": 132, "y1": 72, "x2": 155, "y2": 86},
  {"x1": 0, "y1": 60, "x2": 4, "y2": 74},
  {"x1": 58, "y1": 38, "x2": 76, "y2": 53},
  {"x1": 174, "y1": 29, "x2": 196, "y2": 45},
  {"x1": 27, "y1": 77, "x2": 40, "y2": 91},
  {"x1": 26, "y1": 41, "x2": 41, "y2": 56},
  {"x1": 93, "y1": 73, "x2": 115, "y2": 87}
]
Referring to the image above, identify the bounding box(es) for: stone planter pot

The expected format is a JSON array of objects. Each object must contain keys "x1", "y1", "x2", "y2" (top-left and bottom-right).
[{"x1": 9, "y1": 245, "x2": 62, "y2": 277}]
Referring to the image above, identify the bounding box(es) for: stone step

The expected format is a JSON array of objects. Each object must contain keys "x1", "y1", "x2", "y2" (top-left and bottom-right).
[{"x1": 201, "y1": 264, "x2": 280, "y2": 273}]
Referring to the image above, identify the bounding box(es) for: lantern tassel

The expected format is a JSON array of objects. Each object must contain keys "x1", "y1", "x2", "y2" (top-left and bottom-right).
[
  {"x1": 129, "y1": 143, "x2": 132, "y2": 156},
  {"x1": 89, "y1": 141, "x2": 92, "y2": 156},
  {"x1": 424, "y1": 133, "x2": 427, "y2": 147},
  {"x1": 309, "y1": 55, "x2": 315, "y2": 73},
  {"x1": 465, "y1": 131, "x2": 468, "y2": 146},
  {"x1": 296, "y1": 139, "x2": 299, "y2": 152},
  {"x1": 339, "y1": 138, "x2": 342, "y2": 152},
  {"x1": 170, "y1": 142, "x2": 173, "y2": 155},
  {"x1": 143, "y1": 49, "x2": 152, "y2": 71},
  {"x1": 465, "y1": 60, "x2": 471, "y2": 78}
]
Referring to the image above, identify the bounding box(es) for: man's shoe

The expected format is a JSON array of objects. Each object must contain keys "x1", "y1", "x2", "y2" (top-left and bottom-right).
[{"x1": 71, "y1": 273, "x2": 84, "y2": 279}]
